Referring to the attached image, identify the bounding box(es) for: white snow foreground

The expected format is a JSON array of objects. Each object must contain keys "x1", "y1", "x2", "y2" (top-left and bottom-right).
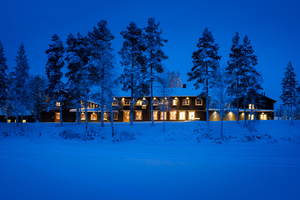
[{"x1": 0, "y1": 121, "x2": 300, "y2": 200}]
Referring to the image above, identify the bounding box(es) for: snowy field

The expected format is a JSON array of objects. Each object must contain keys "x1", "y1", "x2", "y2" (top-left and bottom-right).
[{"x1": 0, "y1": 121, "x2": 300, "y2": 200}]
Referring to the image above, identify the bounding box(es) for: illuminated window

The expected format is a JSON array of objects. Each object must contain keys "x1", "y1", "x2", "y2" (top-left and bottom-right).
[
  {"x1": 172, "y1": 98, "x2": 177, "y2": 105},
  {"x1": 7, "y1": 119, "x2": 11, "y2": 123},
  {"x1": 179, "y1": 111, "x2": 186, "y2": 120},
  {"x1": 170, "y1": 111, "x2": 177, "y2": 120},
  {"x1": 22, "y1": 119, "x2": 26, "y2": 123},
  {"x1": 160, "y1": 98, "x2": 168, "y2": 105},
  {"x1": 228, "y1": 111, "x2": 234, "y2": 120},
  {"x1": 81, "y1": 112, "x2": 86, "y2": 120},
  {"x1": 195, "y1": 98, "x2": 202, "y2": 106},
  {"x1": 55, "y1": 112, "x2": 60, "y2": 120},
  {"x1": 135, "y1": 111, "x2": 142, "y2": 120},
  {"x1": 182, "y1": 99, "x2": 189, "y2": 106},
  {"x1": 136, "y1": 100, "x2": 143, "y2": 106},
  {"x1": 104, "y1": 112, "x2": 108, "y2": 120},
  {"x1": 55, "y1": 102, "x2": 60, "y2": 107},
  {"x1": 153, "y1": 99, "x2": 158, "y2": 106},
  {"x1": 249, "y1": 104, "x2": 255, "y2": 109},
  {"x1": 260, "y1": 113, "x2": 267, "y2": 120},
  {"x1": 113, "y1": 112, "x2": 118, "y2": 120},
  {"x1": 160, "y1": 111, "x2": 167, "y2": 120},
  {"x1": 123, "y1": 111, "x2": 130, "y2": 122},
  {"x1": 189, "y1": 111, "x2": 195, "y2": 120},
  {"x1": 124, "y1": 99, "x2": 130, "y2": 106},
  {"x1": 112, "y1": 100, "x2": 118, "y2": 106},
  {"x1": 249, "y1": 114, "x2": 254, "y2": 120},
  {"x1": 153, "y1": 111, "x2": 158, "y2": 120},
  {"x1": 91, "y1": 113, "x2": 97, "y2": 120}
]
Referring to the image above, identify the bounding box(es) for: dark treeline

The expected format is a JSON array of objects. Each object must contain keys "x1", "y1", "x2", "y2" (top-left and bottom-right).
[{"x1": 0, "y1": 19, "x2": 299, "y2": 137}]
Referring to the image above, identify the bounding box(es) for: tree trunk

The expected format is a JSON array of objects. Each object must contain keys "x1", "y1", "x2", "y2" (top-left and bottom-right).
[
  {"x1": 101, "y1": 88, "x2": 104, "y2": 127},
  {"x1": 163, "y1": 102, "x2": 165, "y2": 133},
  {"x1": 205, "y1": 63, "x2": 209, "y2": 123},
  {"x1": 249, "y1": 108, "x2": 252, "y2": 132},
  {"x1": 130, "y1": 55, "x2": 134, "y2": 126},
  {"x1": 130, "y1": 87, "x2": 133, "y2": 126},
  {"x1": 220, "y1": 112, "x2": 223, "y2": 138},
  {"x1": 151, "y1": 66, "x2": 154, "y2": 126},
  {"x1": 290, "y1": 105, "x2": 293, "y2": 125},
  {"x1": 236, "y1": 97, "x2": 239, "y2": 123},
  {"x1": 21, "y1": 113, "x2": 23, "y2": 131},
  {"x1": 85, "y1": 101, "x2": 88, "y2": 132},
  {"x1": 60, "y1": 102, "x2": 63, "y2": 127},
  {"x1": 76, "y1": 104, "x2": 80, "y2": 125},
  {"x1": 110, "y1": 110, "x2": 114, "y2": 138},
  {"x1": 243, "y1": 98, "x2": 247, "y2": 127},
  {"x1": 101, "y1": 104, "x2": 104, "y2": 127},
  {"x1": 236, "y1": 77, "x2": 239, "y2": 124},
  {"x1": 16, "y1": 112, "x2": 19, "y2": 127}
]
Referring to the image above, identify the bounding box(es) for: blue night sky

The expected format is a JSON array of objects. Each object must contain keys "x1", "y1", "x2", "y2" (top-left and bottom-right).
[{"x1": 1, "y1": 0, "x2": 299, "y2": 106}]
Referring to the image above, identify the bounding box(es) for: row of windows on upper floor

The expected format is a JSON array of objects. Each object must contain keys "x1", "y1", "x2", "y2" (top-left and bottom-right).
[
  {"x1": 55, "y1": 98, "x2": 203, "y2": 108},
  {"x1": 56, "y1": 101, "x2": 259, "y2": 111},
  {"x1": 114, "y1": 97, "x2": 203, "y2": 107}
]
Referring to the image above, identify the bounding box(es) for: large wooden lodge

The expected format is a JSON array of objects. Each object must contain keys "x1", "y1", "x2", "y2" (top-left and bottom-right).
[{"x1": 1, "y1": 85, "x2": 276, "y2": 123}]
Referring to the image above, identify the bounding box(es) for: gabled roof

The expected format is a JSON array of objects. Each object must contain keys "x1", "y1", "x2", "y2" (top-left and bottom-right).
[{"x1": 114, "y1": 84, "x2": 200, "y2": 97}]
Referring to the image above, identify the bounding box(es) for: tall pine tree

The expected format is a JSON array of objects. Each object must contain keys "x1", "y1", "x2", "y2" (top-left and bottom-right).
[
  {"x1": 210, "y1": 65, "x2": 231, "y2": 137},
  {"x1": 144, "y1": 17, "x2": 168, "y2": 126},
  {"x1": 280, "y1": 61, "x2": 298, "y2": 125},
  {"x1": 9, "y1": 43, "x2": 30, "y2": 128},
  {"x1": 226, "y1": 32, "x2": 243, "y2": 123},
  {"x1": 240, "y1": 35, "x2": 261, "y2": 126},
  {"x1": 45, "y1": 34, "x2": 65, "y2": 126},
  {"x1": 27, "y1": 75, "x2": 47, "y2": 122},
  {"x1": 87, "y1": 20, "x2": 114, "y2": 127},
  {"x1": 65, "y1": 33, "x2": 90, "y2": 125},
  {"x1": 0, "y1": 41, "x2": 8, "y2": 110},
  {"x1": 187, "y1": 27, "x2": 221, "y2": 123},
  {"x1": 119, "y1": 22, "x2": 148, "y2": 125}
]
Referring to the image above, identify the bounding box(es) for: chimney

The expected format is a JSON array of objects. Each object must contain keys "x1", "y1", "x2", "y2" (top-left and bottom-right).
[{"x1": 183, "y1": 84, "x2": 186, "y2": 88}]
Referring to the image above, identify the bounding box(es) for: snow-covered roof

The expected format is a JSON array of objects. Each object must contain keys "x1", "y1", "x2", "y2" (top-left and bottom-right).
[{"x1": 114, "y1": 84, "x2": 200, "y2": 98}]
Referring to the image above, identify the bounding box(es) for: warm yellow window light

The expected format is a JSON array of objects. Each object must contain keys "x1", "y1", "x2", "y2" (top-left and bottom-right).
[
  {"x1": 189, "y1": 111, "x2": 195, "y2": 120},
  {"x1": 179, "y1": 111, "x2": 186, "y2": 120}
]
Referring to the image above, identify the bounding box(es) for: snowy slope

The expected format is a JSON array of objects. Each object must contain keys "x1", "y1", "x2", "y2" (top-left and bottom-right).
[{"x1": 0, "y1": 121, "x2": 300, "y2": 200}]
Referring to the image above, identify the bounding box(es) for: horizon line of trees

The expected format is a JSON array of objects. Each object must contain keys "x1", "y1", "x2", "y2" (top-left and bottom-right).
[{"x1": 1, "y1": 20, "x2": 299, "y2": 137}]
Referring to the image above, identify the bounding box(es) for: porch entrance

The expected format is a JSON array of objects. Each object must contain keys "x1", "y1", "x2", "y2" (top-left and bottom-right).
[{"x1": 123, "y1": 111, "x2": 130, "y2": 122}]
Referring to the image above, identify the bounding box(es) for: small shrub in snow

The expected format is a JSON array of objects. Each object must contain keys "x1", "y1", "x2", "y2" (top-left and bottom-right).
[
  {"x1": 113, "y1": 131, "x2": 135, "y2": 142},
  {"x1": 1, "y1": 131, "x2": 9, "y2": 137},
  {"x1": 59, "y1": 130, "x2": 81, "y2": 139},
  {"x1": 59, "y1": 129, "x2": 99, "y2": 141}
]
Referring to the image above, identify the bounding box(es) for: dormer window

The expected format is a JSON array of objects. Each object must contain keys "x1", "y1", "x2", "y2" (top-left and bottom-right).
[
  {"x1": 172, "y1": 98, "x2": 178, "y2": 105},
  {"x1": 182, "y1": 99, "x2": 189, "y2": 106},
  {"x1": 136, "y1": 100, "x2": 143, "y2": 106},
  {"x1": 112, "y1": 100, "x2": 118, "y2": 106},
  {"x1": 249, "y1": 104, "x2": 255, "y2": 109},
  {"x1": 124, "y1": 99, "x2": 130, "y2": 106},
  {"x1": 195, "y1": 98, "x2": 202, "y2": 106}
]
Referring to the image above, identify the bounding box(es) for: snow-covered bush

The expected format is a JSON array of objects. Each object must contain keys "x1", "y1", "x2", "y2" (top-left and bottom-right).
[
  {"x1": 1, "y1": 131, "x2": 9, "y2": 137},
  {"x1": 113, "y1": 130, "x2": 135, "y2": 142},
  {"x1": 59, "y1": 129, "x2": 100, "y2": 141},
  {"x1": 193, "y1": 123, "x2": 220, "y2": 142}
]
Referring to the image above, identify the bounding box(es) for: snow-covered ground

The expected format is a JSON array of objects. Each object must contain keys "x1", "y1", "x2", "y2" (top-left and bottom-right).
[{"x1": 0, "y1": 120, "x2": 300, "y2": 200}]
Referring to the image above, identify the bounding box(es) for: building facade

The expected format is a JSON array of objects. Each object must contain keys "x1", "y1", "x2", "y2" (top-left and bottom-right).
[{"x1": 1, "y1": 87, "x2": 276, "y2": 123}]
